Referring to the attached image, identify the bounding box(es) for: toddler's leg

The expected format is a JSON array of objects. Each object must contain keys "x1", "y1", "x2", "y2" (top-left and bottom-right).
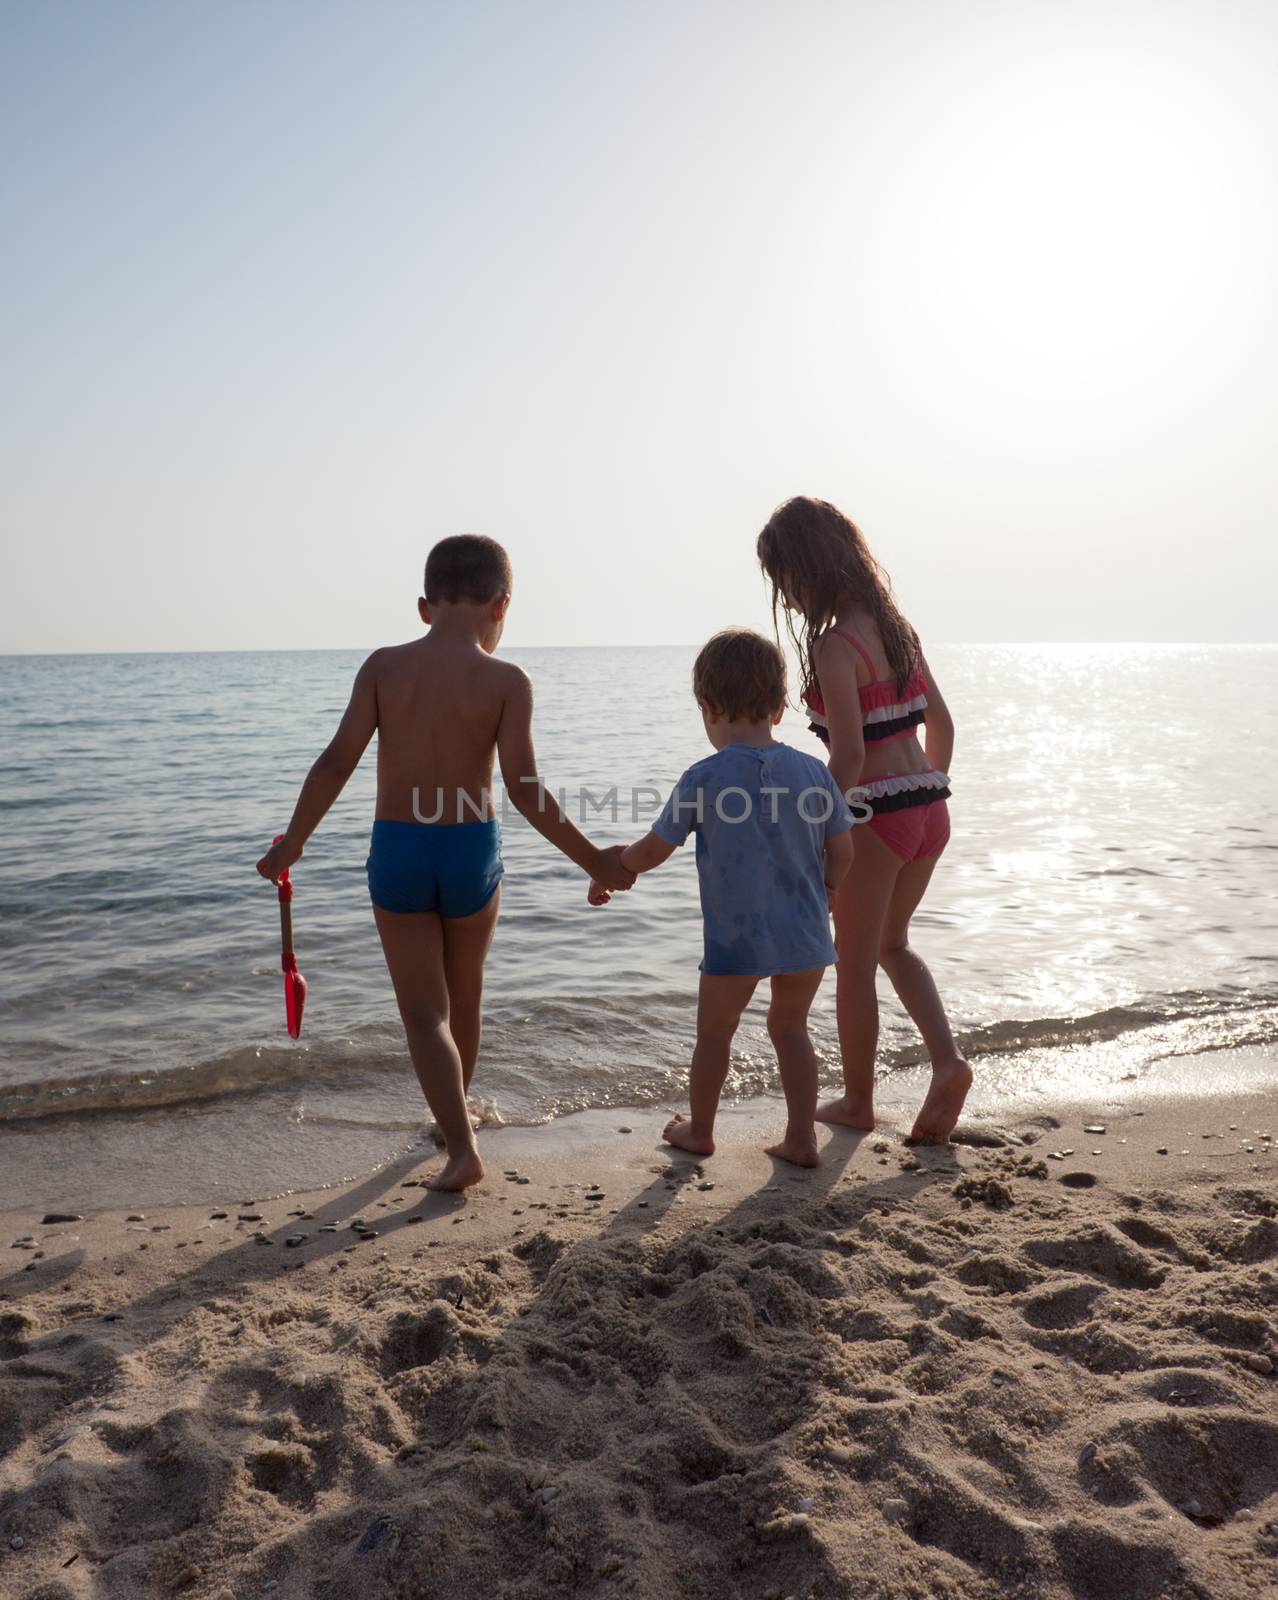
[
  {"x1": 442, "y1": 889, "x2": 501, "y2": 1098},
  {"x1": 765, "y1": 967, "x2": 825, "y2": 1167},
  {"x1": 878, "y1": 858, "x2": 971, "y2": 1142},
  {"x1": 820, "y1": 828, "x2": 900, "y2": 1130},
  {"x1": 374, "y1": 906, "x2": 483, "y2": 1191},
  {"x1": 663, "y1": 973, "x2": 757, "y2": 1156}
]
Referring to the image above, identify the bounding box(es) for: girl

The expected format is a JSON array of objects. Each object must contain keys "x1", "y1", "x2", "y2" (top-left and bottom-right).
[{"x1": 757, "y1": 496, "x2": 971, "y2": 1143}]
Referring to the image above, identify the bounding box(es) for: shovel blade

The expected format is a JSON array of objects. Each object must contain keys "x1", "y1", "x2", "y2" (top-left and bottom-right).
[{"x1": 285, "y1": 969, "x2": 308, "y2": 1039}]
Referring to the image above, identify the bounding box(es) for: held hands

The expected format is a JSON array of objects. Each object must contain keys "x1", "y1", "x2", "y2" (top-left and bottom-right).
[
  {"x1": 257, "y1": 835, "x2": 302, "y2": 886},
  {"x1": 590, "y1": 844, "x2": 636, "y2": 897}
]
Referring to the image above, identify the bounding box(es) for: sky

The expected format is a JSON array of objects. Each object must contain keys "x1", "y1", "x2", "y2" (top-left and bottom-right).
[{"x1": 2, "y1": 0, "x2": 1275, "y2": 653}]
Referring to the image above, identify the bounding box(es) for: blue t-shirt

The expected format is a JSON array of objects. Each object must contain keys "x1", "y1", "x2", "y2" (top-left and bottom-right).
[{"x1": 651, "y1": 741, "x2": 854, "y2": 978}]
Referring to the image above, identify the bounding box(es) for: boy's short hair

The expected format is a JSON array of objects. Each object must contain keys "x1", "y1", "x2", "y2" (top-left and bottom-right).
[
  {"x1": 693, "y1": 628, "x2": 788, "y2": 722},
  {"x1": 424, "y1": 534, "x2": 512, "y2": 605}
]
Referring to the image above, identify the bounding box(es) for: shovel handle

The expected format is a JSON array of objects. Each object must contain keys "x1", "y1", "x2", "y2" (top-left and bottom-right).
[{"x1": 272, "y1": 833, "x2": 295, "y2": 957}]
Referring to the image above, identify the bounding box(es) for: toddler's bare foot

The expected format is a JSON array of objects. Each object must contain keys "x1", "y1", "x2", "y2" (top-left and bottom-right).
[
  {"x1": 815, "y1": 1095, "x2": 876, "y2": 1131},
  {"x1": 765, "y1": 1133, "x2": 820, "y2": 1168},
  {"x1": 425, "y1": 1148, "x2": 485, "y2": 1191},
  {"x1": 909, "y1": 1058, "x2": 973, "y2": 1144},
  {"x1": 662, "y1": 1113, "x2": 715, "y2": 1156}
]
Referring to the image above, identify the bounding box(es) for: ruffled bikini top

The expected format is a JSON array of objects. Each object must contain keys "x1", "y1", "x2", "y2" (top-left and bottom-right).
[{"x1": 804, "y1": 627, "x2": 928, "y2": 745}]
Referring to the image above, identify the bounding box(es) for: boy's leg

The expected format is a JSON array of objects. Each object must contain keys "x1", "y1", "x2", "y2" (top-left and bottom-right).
[
  {"x1": 442, "y1": 888, "x2": 501, "y2": 1097},
  {"x1": 764, "y1": 967, "x2": 826, "y2": 1167},
  {"x1": 878, "y1": 859, "x2": 971, "y2": 1142},
  {"x1": 663, "y1": 973, "x2": 757, "y2": 1156},
  {"x1": 819, "y1": 827, "x2": 901, "y2": 1130},
  {"x1": 373, "y1": 906, "x2": 482, "y2": 1191}
]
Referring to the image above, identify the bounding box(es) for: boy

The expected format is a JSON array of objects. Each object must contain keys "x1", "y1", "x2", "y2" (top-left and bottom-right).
[
  {"x1": 589, "y1": 628, "x2": 855, "y2": 1166},
  {"x1": 257, "y1": 534, "x2": 635, "y2": 1191}
]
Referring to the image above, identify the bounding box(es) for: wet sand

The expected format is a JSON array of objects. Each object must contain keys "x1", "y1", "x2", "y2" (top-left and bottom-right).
[{"x1": 2, "y1": 1066, "x2": 1277, "y2": 1599}]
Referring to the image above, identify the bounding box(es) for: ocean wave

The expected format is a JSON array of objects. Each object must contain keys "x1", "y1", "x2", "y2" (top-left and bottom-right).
[{"x1": 1, "y1": 984, "x2": 1273, "y2": 1128}]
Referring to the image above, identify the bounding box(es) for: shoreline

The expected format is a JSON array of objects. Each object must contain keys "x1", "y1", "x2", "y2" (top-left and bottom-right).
[
  {"x1": 3, "y1": 1039, "x2": 1275, "y2": 1220},
  {"x1": 2, "y1": 1061, "x2": 1277, "y2": 1596}
]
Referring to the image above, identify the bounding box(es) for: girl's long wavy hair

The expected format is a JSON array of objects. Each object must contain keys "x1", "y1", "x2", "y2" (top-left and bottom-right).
[{"x1": 757, "y1": 496, "x2": 919, "y2": 702}]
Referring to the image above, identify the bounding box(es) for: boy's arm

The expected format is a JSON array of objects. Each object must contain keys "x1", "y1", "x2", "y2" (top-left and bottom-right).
[
  {"x1": 822, "y1": 830, "x2": 854, "y2": 906},
  {"x1": 622, "y1": 833, "x2": 676, "y2": 874},
  {"x1": 256, "y1": 653, "x2": 381, "y2": 883},
  {"x1": 497, "y1": 669, "x2": 635, "y2": 890},
  {"x1": 587, "y1": 831, "x2": 675, "y2": 904},
  {"x1": 919, "y1": 655, "x2": 954, "y2": 773}
]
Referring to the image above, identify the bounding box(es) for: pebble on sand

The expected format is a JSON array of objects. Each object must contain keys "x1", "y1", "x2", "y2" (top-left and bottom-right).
[
  {"x1": 757, "y1": 1511, "x2": 808, "y2": 1538},
  {"x1": 41, "y1": 1212, "x2": 83, "y2": 1224}
]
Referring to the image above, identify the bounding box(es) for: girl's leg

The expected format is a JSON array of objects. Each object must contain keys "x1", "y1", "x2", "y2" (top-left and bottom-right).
[
  {"x1": 663, "y1": 973, "x2": 758, "y2": 1156},
  {"x1": 764, "y1": 967, "x2": 826, "y2": 1167},
  {"x1": 374, "y1": 906, "x2": 482, "y2": 1191},
  {"x1": 441, "y1": 887, "x2": 501, "y2": 1095},
  {"x1": 817, "y1": 826, "x2": 901, "y2": 1130},
  {"x1": 878, "y1": 858, "x2": 972, "y2": 1142}
]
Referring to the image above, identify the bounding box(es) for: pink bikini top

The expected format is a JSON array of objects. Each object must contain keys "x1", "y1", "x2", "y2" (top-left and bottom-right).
[{"x1": 804, "y1": 627, "x2": 928, "y2": 745}]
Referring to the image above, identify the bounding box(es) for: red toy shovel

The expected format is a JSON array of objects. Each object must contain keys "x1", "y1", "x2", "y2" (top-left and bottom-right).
[{"x1": 272, "y1": 834, "x2": 308, "y2": 1039}]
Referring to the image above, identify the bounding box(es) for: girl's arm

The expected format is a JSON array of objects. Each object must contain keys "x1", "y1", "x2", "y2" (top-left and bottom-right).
[
  {"x1": 813, "y1": 633, "x2": 867, "y2": 799},
  {"x1": 257, "y1": 653, "x2": 381, "y2": 883},
  {"x1": 919, "y1": 655, "x2": 954, "y2": 773}
]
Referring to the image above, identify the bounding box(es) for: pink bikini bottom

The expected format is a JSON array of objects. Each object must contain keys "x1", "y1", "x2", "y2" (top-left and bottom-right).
[{"x1": 867, "y1": 799, "x2": 949, "y2": 862}]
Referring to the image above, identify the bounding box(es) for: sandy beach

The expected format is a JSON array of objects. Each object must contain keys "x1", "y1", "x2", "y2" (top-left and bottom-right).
[{"x1": 2, "y1": 1064, "x2": 1276, "y2": 1600}]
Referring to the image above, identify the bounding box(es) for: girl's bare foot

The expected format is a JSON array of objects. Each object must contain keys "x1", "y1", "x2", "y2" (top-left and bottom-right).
[
  {"x1": 909, "y1": 1058, "x2": 973, "y2": 1143},
  {"x1": 662, "y1": 1113, "x2": 715, "y2": 1156},
  {"x1": 815, "y1": 1095, "x2": 876, "y2": 1131},
  {"x1": 425, "y1": 1148, "x2": 485, "y2": 1191},
  {"x1": 765, "y1": 1133, "x2": 820, "y2": 1167}
]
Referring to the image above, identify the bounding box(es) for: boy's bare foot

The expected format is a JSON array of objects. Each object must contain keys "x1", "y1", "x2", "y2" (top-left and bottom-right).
[
  {"x1": 815, "y1": 1095, "x2": 876, "y2": 1131},
  {"x1": 662, "y1": 1113, "x2": 715, "y2": 1156},
  {"x1": 429, "y1": 1110, "x2": 485, "y2": 1146},
  {"x1": 425, "y1": 1149, "x2": 485, "y2": 1191},
  {"x1": 764, "y1": 1133, "x2": 820, "y2": 1168},
  {"x1": 909, "y1": 1058, "x2": 973, "y2": 1144}
]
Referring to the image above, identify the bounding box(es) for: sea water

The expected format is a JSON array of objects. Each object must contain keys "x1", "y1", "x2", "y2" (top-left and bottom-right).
[{"x1": 1, "y1": 644, "x2": 1275, "y2": 1208}]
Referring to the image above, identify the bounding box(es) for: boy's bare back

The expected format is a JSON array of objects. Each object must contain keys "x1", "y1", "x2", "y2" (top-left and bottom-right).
[
  {"x1": 366, "y1": 633, "x2": 527, "y2": 824},
  {"x1": 256, "y1": 532, "x2": 632, "y2": 896}
]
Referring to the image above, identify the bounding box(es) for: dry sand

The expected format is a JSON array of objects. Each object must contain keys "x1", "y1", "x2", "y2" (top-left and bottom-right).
[{"x1": 2, "y1": 1078, "x2": 1277, "y2": 1600}]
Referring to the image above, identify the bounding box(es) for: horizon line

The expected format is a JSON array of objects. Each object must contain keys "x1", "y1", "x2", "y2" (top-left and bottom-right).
[{"x1": 2, "y1": 640, "x2": 1276, "y2": 660}]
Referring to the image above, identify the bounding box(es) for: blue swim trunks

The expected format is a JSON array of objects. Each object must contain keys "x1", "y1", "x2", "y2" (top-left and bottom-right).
[{"x1": 366, "y1": 818, "x2": 503, "y2": 918}]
